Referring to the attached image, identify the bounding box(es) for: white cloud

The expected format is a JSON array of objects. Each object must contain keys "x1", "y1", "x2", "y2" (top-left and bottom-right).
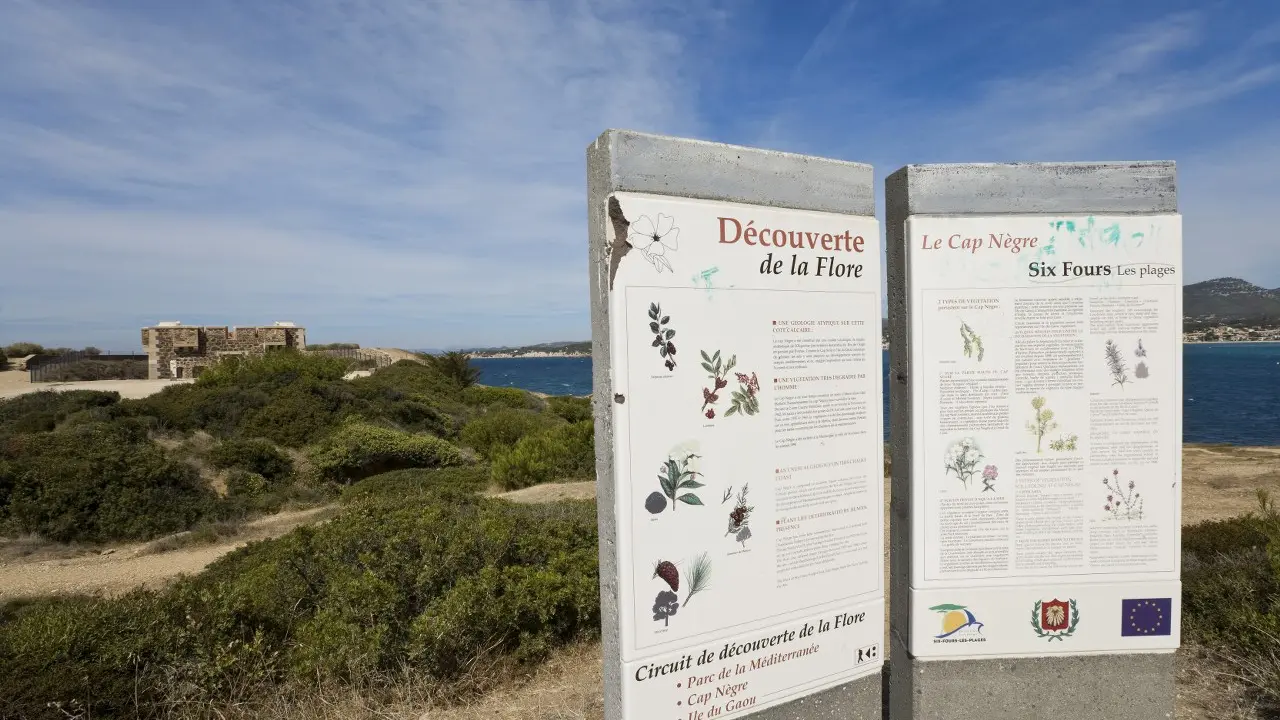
[{"x1": 0, "y1": 0, "x2": 722, "y2": 348}]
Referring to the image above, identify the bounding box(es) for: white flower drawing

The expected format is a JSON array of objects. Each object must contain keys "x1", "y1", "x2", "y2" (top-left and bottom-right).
[{"x1": 628, "y1": 213, "x2": 679, "y2": 273}]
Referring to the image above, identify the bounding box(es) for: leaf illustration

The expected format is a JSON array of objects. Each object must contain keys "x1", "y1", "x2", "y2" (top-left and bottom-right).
[
  {"x1": 712, "y1": 350, "x2": 721, "y2": 362},
  {"x1": 678, "y1": 479, "x2": 705, "y2": 490},
  {"x1": 649, "y1": 322, "x2": 660, "y2": 334},
  {"x1": 661, "y1": 315, "x2": 670, "y2": 324},
  {"x1": 678, "y1": 494, "x2": 704, "y2": 506},
  {"x1": 725, "y1": 404, "x2": 739, "y2": 417},
  {"x1": 701, "y1": 362, "x2": 715, "y2": 374},
  {"x1": 652, "y1": 337, "x2": 663, "y2": 348},
  {"x1": 700, "y1": 350, "x2": 712, "y2": 363},
  {"x1": 665, "y1": 329, "x2": 675, "y2": 339},
  {"x1": 929, "y1": 604, "x2": 967, "y2": 612},
  {"x1": 648, "y1": 303, "x2": 659, "y2": 319}
]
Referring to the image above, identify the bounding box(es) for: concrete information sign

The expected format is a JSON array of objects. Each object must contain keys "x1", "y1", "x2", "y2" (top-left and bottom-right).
[
  {"x1": 601, "y1": 191, "x2": 885, "y2": 718},
  {"x1": 904, "y1": 214, "x2": 1183, "y2": 659}
]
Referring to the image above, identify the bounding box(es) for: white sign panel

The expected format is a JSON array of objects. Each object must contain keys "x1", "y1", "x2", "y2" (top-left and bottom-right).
[
  {"x1": 605, "y1": 192, "x2": 885, "y2": 719},
  {"x1": 904, "y1": 214, "x2": 1182, "y2": 659}
]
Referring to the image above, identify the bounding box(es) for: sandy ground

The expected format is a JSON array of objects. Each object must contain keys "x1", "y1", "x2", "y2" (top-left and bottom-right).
[
  {"x1": 0, "y1": 507, "x2": 332, "y2": 601},
  {"x1": 0, "y1": 369, "x2": 190, "y2": 400}
]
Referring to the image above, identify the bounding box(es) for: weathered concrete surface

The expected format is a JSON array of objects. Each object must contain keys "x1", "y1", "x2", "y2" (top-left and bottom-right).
[
  {"x1": 587, "y1": 128, "x2": 881, "y2": 720},
  {"x1": 885, "y1": 161, "x2": 1178, "y2": 720}
]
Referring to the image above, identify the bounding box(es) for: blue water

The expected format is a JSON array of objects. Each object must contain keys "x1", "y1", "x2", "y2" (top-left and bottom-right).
[{"x1": 474, "y1": 344, "x2": 1280, "y2": 445}]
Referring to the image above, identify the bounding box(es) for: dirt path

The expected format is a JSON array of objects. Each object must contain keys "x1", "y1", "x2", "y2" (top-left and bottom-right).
[{"x1": 0, "y1": 507, "x2": 333, "y2": 601}]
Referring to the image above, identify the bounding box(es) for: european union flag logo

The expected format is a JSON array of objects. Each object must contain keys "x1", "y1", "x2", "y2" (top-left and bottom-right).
[{"x1": 1121, "y1": 598, "x2": 1172, "y2": 636}]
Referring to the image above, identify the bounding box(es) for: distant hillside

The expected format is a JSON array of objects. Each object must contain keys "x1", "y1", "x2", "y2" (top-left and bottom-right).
[
  {"x1": 1184, "y1": 277, "x2": 1280, "y2": 326},
  {"x1": 464, "y1": 341, "x2": 590, "y2": 358}
]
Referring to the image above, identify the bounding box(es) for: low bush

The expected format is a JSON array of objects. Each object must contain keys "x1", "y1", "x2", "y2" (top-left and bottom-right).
[
  {"x1": 424, "y1": 351, "x2": 481, "y2": 388},
  {"x1": 0, "y1": 420, "x2": 219, "y2": 542},
  {"x1": 2, "y1": 342, "x2": 44, "y2": 357},
  {"x1": 35, "y1": 359, "x2": 148, "y2": 382},
  {"x1": 0, "y1": 492, "x2": 600, "y2": 718},
  {"x1": 490, "y1": 419, "x2": 594, "y2": 491},
  {"x1": 208, "y1": 438, "x2": 295, "y2": 482},
  {"x1": 1182, "y1": 491, "x2": 1280, "y2": 710},
  {"x1": 0, "y1": 390, "x2": 121, "y2": 437},
  {"x1": 340, "y1": 466, "x2": 491, "y2": 505},
  {"x1": 547, "y1": 395, "x2": 592, "y2": 423},
  {"x1": 463, "y1": 384, "x2": 543, "y2": 410},
  {"x1": 0, "y1": 349, "x2": 7, "y2": 370},
  {"x1": 195, "y1": 350, "x2": 351, "y2": 389},
  {"x1": 307, "y1": 421, "x2": 469, "y2": 484},
  {"x1": 459, "y1": 407, "x2": 564, "y2": 459}
]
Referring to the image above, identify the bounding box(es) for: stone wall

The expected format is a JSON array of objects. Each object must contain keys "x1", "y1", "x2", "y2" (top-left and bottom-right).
[{"x1": 144, "y1": 325, "x2": 307, "y2": 379}]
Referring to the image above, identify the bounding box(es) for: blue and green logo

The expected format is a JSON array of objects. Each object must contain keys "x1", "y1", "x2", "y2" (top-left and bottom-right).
[{"x1": 930, "y1": 604, "x2": 986, "y2": 644}]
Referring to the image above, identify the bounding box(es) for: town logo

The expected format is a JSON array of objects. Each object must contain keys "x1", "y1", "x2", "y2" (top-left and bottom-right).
[
  {"x1": 1031, "y1": 598, "x2": 1079, "y2": 641},
  {"x1": 929, "y1": 604, "x2": 986, "y2": 644}
]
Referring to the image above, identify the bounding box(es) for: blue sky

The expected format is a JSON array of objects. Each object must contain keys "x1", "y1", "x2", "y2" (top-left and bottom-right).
[{"x1": 2, "y1": 0, "x2": 1278, "y2": 350}]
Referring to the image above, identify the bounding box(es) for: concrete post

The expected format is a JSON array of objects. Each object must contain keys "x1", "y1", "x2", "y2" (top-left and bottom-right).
[
  {"x1": 885, "y1": 162, "x2": 1180, "y2": 720},
  {"x1": 588, "y1": 129, "x2": 885, "y2": 720}
]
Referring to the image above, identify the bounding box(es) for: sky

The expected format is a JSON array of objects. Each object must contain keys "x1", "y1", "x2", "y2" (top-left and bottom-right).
[{"x1": 2, "y1": 0, "x2": 1278, "y2": 351}]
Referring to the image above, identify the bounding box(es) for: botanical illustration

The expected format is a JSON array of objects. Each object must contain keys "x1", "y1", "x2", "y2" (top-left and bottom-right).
[
  {"x1": 1027, "y1": 396, "x2": 1057, "y2": 453},
  {"x1": 1104, "y1": 339, "x2": 1130, "y2": 388},
  {"x1": 981, "y1": 465, "x2": 999, "y2": 493},
  {"x1": 1031, "y1": 598, "x2": 1079, "y2": 641},
  {"x1": 1102, "y1": 469, "x2": 1143, "y2": 521},
  {"x1": 700, "y1": 349, "x2": 733, "y2": 418},
  {"x1": 1134, "y1": 339, "x2": 1149, "y2": 379},
  {"x1": 1048, "y1": 434, "x2": 1079, "y2": 451},
  {"x1": 722, "y1": 484, "x2": 754, "y2": 546},
  {"x1": 943, "y1": 438, "x2": 984, "y2": 490},
  {"x1": 628, "y1": 213, "x2": 679, "y2": 274},
  {"x1": 960, "y1": 321, "x2": 984, "y2": 361},
  {"x1": 650, "y1": 552, "x2": 712, "y2": 626},
  {"x1": 725, "y1": 372, "x2": 761, "y2": 417},
  {"x1": 648, "y1": 302, "x2": 677, "y2": 371},
  {"x1": 699, "y1": 350, "x2": 760, "y2": 419},
  {"x1": 647, "y1": 452, "x2": 704, "y2": 513}
]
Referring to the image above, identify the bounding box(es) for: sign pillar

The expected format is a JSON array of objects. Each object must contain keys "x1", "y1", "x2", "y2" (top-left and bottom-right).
[
  {"x1": 885, "y1": 162, "x2": 1182, "y2": 720},
  {"x1": 588, "y1": 129, "x2": 886, "y2": 720}
]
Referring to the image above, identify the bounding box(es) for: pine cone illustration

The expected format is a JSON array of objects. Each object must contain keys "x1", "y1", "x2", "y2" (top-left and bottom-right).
[{"x1": 653, "y1": 560, "x2": 679, "y2": 592}]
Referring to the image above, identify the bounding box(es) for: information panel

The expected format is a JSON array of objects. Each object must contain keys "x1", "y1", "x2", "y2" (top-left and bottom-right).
[
  {"x1": 905, "y1": 214, "x2": 1183, "y2": 659},
  {"x1": 605, "y1": 192, "x2": 884, "y2": 718}
]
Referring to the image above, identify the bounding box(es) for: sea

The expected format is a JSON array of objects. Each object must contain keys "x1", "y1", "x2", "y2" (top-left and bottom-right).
[{"x1": 471, "y1": 342, "x2": 1280, "y2": 446}]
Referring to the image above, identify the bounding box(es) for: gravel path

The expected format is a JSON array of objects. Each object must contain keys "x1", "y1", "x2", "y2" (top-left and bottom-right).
[{"x1": 0, "y1": 507, "x2": 332, "y2": 601}]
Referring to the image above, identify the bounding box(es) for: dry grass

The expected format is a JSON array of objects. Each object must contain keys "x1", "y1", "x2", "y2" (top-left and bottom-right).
[
  {"x1": 1176, "y1": 644, "x2": 1275, "y2": 720},
  {"x1": 162, "y1": 642, "x2": 605, "y2": 720}
]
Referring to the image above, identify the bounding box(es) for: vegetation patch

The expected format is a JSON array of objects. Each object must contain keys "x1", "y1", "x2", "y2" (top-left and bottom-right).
[
  {"x1": 0, "y1": 488, "x2": 600, "y2": 719},
  {"x1": 491, "y1": 420, "x2": 595, "y2": 491},
  {"x1": 307, "y1": 421, "x2": 470, "y2": 484},
  {"x1": 1182, "y1": 490, "x2": 1280, "y2": 713}
]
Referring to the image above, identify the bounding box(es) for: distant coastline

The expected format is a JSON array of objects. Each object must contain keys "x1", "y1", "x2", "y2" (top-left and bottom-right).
[{"x1": 469, "y1": 351, "x2": 590, "y2": 359}]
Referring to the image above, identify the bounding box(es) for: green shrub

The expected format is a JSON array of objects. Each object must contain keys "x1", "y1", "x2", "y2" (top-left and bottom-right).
[
  {"x1": 209, "y1": 438, "x2": 294, "y2": 482},
  {"x1": 463, "y1": 384, "x2": 542, "y2": 410},
  {"x1": 237, "y1": 380, "x2": 360, "y2": 447},
  {"x1": 0, "y1": 420, "x2": 218, "y2": 542},
  {"x1": 1182, "y1": 492, "x2": 1280, "y2": 707},
  {"x1": 547, "y1": 395, "x2": 592, "y2": 423},
  {"x1": 0, "y1": 349, "x2": 7, "y2": 370},
  {"x1": 195, "y1": 350, "x2": 350, "y2": 388},
  {"x1": 341, "y1": 467, "x2": 491, "y2": 505},
  {"x1": 424, "y1": 351, "x2": 481, "y2": 388},
  {"x1": 307, "y1": 421, "x2": 469, "y2": 484},
  {"x1": 0, "y1": 390, "x2": 122, "y2": 437},
  {"x1": 459, "y1": 407, "x2": 564, "y2": 459},
  {"x1": 125, "y1": 383, "x2": 273, "y2": 436},
  {"x1": 0, "y1": 492, "x2": 600, "y2": 718},
  {"x1": 225, "y1": 469, "x2": 271, "y2": 499},
  {"x1": 352, "y1": 360, "x2": 465, "y2": 405},
  {"x1": 2, "y1": 342, "x2": 44, "y2": 357},
  {"x1": 490, "y1": 420, "x2": 594, "y2": 490}
]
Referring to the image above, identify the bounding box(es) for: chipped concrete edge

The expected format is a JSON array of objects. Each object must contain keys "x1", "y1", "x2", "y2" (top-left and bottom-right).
[{"x1": 588, "y1": 129, "x2": 882, "y2": 720}]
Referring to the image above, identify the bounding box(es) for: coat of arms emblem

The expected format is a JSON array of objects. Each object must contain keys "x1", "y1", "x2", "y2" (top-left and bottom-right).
[{"x1": 1031, "y1": 598, "x2": 1079, "y2": 641}]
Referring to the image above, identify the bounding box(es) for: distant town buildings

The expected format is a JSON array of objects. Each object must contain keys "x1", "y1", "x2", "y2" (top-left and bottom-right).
[{"x1": 141, "y1": 321, "x2": 306, "y2": 380}]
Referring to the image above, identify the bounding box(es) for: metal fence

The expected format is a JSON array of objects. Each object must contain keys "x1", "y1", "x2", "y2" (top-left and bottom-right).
[{"x1": 27, "y1": 352, "x2": 150, "y2": 382}]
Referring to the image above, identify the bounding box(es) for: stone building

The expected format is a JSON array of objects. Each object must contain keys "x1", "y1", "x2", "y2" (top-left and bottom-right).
[{"x1": 141, "y1": 321, "x2": 307, "y2": 380}]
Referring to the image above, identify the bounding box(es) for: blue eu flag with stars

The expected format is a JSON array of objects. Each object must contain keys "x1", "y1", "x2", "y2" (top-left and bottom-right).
[{"x1": 1121, "y1": 598, "x2": 1172, "y2": 636}]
